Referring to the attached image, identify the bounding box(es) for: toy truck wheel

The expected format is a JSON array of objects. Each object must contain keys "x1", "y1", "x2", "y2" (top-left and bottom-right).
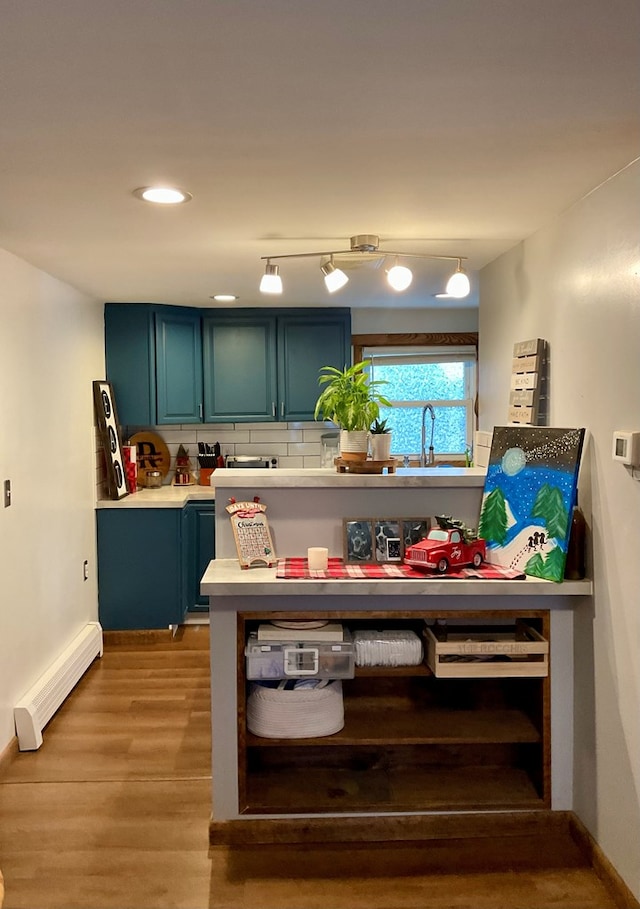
[
  {"x1": 437, "y1": 557, "x2": 449, "y2": 573},
  {"x1": 472, "y1": 551, "x2": 483, "y2": 568}
]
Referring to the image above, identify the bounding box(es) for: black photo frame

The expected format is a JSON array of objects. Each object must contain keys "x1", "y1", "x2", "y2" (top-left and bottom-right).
[{"x1": 93, "y1": 380, "x2": 128, "y2": 500}]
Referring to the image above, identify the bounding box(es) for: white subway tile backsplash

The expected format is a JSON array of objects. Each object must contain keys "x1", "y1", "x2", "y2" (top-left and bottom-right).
[
  {"x1": 287, "y1": 442, "x2": 326, "y2": 456},
  {"x1": 249, "y1": 429, "x2": 304, "y2": 443},
  {"x1": 277, "y1": 455, "x2": 305, "y2": 468},
  {"x1": 110, "y1": 422, "x2": 328, "y2": 491}
]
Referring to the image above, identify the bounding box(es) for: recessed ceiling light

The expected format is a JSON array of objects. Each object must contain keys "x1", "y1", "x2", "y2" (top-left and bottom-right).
[
  {"x1": 210, "y1": 294, "x2": 239, "y2": 302},
  {"x1": 133, "y1": 186, "x2": 192, "y2": 204}
]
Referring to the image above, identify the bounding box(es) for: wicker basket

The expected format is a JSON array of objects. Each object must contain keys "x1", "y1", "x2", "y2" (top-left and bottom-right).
[{"x1": 247, "y1": 680, "x2": 344, "y2": 738}]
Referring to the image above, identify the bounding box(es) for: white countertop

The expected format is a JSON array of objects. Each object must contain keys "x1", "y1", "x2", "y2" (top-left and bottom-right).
[
  {"x1": 96, "y1": 485, "x2": 216, "y2": 508},
  {"x1": 96, "y1": 467, "x2": 487, "y2": 507},
  {"x1": 201, "y1": 558, "x2": 592, "y2": 598},
  {"x1": 209, "y1": 466, "x2": 487, "y2": 489}
]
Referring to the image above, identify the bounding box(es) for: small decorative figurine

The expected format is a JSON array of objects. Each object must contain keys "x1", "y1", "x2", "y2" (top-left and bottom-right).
[{"x1": 403, "y1": 515, "x2": 486, "y2": 574}]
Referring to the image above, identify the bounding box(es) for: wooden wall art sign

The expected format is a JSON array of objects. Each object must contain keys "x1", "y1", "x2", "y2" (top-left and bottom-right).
[
  {"x1": 93, "y1": 380, "x2": 128, "y2": 500},
  {"x1": 226, "y1": 498, "x2": 276, "y2": 569},
  {"x1": 509, "y1": 338, "x2": 548, "y2": 425}
]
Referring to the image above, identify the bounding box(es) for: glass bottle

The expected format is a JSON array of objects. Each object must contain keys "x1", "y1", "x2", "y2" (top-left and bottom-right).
[{"x1": 564, "y1": 497, "x2": 586, "y2": 580}]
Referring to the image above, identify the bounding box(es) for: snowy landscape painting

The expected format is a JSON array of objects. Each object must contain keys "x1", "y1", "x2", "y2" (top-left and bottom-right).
[{"x1": 479, "y1": 426, "x2": 585, "y2": 582}]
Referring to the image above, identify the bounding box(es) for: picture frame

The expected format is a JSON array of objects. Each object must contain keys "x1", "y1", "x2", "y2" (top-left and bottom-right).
[
  {"x1": 93, "y1": 380, "x2": 128, "y2": 500},
  {"x1": 343, "y1": 517, "x2": 433, "y2": 564},
  {"x1": 343, "y1": 519, "x2": 375, "y2": 563},
  {"x1": 374, "y1": 519, "x2": 402, "y2": 562}
]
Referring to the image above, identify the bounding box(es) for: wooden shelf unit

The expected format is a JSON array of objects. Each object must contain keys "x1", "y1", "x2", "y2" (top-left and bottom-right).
[{"x1": 237, "y1": 610, "x2": 550, "y2": 816}]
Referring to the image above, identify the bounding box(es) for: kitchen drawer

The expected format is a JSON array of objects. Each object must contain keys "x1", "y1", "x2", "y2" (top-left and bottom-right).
[{"x1": 245, "y1": 631, "x2": 354, "y2": 680}]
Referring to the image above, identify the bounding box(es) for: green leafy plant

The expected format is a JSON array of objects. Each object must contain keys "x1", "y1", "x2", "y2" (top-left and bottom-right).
[
  {"x1": 314, "y1": 360, "x2": 391, "y2": 432},
  {"x1": 370, "y1": 418, "x2": 390, "y2": 434}
]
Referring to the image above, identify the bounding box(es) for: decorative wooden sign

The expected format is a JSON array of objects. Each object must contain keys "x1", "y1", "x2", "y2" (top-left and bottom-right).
[
  {"x1": 509, "y1": 338, "x2": 548, "y2": 425},
  {"x1": 93, "y1": 381, "x2": 128, "y2": 500},
  {"x1": 226, "y1": 498, "x2": 276, "y2": 569}
]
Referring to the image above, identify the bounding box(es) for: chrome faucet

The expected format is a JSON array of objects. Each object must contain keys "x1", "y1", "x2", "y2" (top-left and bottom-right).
[{"x1": 420, "y1": 403, "x2": 436, "y2": 466}]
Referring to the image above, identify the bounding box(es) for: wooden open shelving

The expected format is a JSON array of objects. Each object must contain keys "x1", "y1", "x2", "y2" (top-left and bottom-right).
[{"x1": 237, "y1": 611, "x2": 550, "y2": 817}]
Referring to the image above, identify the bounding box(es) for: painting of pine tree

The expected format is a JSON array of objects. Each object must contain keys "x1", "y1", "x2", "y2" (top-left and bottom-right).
[{"x1": 479, "y1": 426, "x2": 585, "y2": 582}]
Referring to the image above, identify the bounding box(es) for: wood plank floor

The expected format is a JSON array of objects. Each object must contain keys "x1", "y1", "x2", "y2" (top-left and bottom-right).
[{"x1": 0, "y1": 625, "x2": 621, "y2": 909}]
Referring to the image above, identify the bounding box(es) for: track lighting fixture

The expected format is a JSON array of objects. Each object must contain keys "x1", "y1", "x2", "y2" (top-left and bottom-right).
[
  {"x1": 259, "y1": 235, "x2": 469, "y2": 297},
  {"x1": 259, "y1": 261, "x2": 283, "y2": 295}
]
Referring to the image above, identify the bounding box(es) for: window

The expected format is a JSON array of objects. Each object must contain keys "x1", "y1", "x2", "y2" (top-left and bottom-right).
[{"x1": 359, "y1": 336, "x2": 477, "y2": 460}]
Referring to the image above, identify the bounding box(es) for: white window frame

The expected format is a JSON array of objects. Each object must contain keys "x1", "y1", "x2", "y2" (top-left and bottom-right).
[{"x1": 356, "y1": 336, "x2": 478, "y2": 460}]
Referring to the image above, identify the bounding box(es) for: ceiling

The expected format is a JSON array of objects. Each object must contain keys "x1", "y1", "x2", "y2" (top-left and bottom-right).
[{"x1": 1, "y1": 0, "x2": 638, "y2": 310}]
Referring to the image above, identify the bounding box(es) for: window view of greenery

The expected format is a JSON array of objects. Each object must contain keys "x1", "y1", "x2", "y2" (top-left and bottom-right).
[{"x1": 369, "y1": 360, "x2": 474, "y2": 458}]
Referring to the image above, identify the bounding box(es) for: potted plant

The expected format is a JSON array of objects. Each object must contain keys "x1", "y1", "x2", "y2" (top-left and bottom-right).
[
  {"x1": 370, "y1": 417, "x2": 392, "y2": 461},
  {"x1": 314, "y1": 361, "x2": 391, "y2": 461}
]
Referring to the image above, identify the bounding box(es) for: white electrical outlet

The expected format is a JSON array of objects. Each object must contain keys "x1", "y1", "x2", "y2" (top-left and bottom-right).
[{"x1": 612, "y1": 431, "x2": 640, "y2": 466}]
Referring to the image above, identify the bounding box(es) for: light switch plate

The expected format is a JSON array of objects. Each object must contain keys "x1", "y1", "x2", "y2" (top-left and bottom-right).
[{"x1": 3, "y1": 479, "x2": 11, "y2": 508}]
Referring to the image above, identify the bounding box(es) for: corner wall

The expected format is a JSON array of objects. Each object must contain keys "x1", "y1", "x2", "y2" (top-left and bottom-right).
[
  {"x1": 0, "y1": 249, "x2": 104, "y2": 751},
  {"x1": 478, "y1": 160, "x2": 640, "y2": 899}
]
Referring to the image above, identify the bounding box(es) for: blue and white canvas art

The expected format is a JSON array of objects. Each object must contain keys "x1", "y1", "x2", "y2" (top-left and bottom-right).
[{"x1": 479, "y1": 426, "x2": 585, "y2": 582}]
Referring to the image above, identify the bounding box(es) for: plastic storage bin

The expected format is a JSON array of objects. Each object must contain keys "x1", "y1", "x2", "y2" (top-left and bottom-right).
[{"x1": 245, "y1": 630, "x2": 354, "y2": 680}]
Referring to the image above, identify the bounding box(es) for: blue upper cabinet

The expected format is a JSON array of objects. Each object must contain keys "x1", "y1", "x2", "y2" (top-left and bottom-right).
[
  {"x1": 155, "y1": 308, "x2": 203, "y2": 423},
  {"x1": 278, "y1": 310, "x2": 351, "y2": 421},
  {"x1": 106, "y1": 303, "x2": 351, "y2": 426},
  {"x1": 202, "y1": 308, "x2": 351, "y2": 422},
  {"x1": 105, "y1": 303, "x2": 203, "y2": 426},
  {"x1": 202, "y1": 314, "x2": 277, "y2": 422}
]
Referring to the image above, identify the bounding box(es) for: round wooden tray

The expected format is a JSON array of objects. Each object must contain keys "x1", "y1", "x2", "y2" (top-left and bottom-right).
[{"x1": 335, "y1": 457, "x2": 398, "y2": 474}]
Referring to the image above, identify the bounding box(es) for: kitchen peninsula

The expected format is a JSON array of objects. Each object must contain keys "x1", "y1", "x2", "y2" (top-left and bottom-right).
[{"x1": 202, "y1": 468, "x2": 592, "y2": 845}]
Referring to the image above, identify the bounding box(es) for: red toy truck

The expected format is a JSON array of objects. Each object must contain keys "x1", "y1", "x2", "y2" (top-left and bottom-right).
[{"x1": 404, "y1": 515, "x2": 486, "y2": 573}]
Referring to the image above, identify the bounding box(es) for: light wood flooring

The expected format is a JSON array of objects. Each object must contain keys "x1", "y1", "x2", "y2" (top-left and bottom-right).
[{"x1": 0, "y1": 625, "x2": 624, "y2": 909}]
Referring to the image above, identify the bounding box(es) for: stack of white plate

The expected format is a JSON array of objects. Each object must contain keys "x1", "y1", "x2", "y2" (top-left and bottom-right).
[{"x1": 247, "y1": 680, "x2": 344, "y2": 738}]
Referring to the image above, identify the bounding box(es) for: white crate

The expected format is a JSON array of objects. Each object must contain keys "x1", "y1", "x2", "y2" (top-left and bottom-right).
[{"x1": 424, "y1": 622, "x2": 548, "y2": 678}]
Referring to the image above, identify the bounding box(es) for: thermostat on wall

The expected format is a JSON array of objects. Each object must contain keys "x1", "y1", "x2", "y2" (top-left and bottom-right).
[{"x1": 612, "y1": 430, "x2": 640, "y2": 466}]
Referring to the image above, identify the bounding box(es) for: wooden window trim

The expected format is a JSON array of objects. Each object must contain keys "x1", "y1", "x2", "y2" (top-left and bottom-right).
[{"x1": 352, "y1": 332, "x2": 478, "y2": 364}]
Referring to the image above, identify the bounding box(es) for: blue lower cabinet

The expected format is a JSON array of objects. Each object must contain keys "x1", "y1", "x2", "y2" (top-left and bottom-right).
[
  {"x1": 183, "y1": 501, "x2": 216, "y2": 612},
  {"x1": 97, "y1": 503, "x2": 216, "y2": 630}
]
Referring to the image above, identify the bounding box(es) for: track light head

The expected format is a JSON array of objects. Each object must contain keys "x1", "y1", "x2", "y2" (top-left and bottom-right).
[
  {"x1": 320, "y1": 257, "x2": 349, "y2": 293},
  {"x1": 259, "y1": 261, "x2": 283, "y2": 295},
  {"x1": 445, "y1": 260, "x2": 470, "y2": 298},
  {"x1": 386, "y1": 262, "x2": 413, "y2": 292}
]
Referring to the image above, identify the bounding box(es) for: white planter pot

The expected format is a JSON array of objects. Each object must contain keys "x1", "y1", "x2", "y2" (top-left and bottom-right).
[
  {"x1": 370, "y1": 433, "x2": 392, "y2": 461},
  {"x1": 339, "y1": 429, "x2": 369, "y2": 461}
]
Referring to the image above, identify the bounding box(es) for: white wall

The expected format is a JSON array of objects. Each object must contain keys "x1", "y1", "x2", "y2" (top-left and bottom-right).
[
  {"x1": 0, "y1": 249, "x2": 104, "y2": 752},
  {"x1": 479, "y1": 160, "x2": 640, "y2": 899},
  {"x1": 351, "y1": 306, "x2": 478, "y2": 334}
]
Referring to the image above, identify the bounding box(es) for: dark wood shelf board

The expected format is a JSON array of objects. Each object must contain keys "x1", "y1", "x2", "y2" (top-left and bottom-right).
[
  {"x1": 246, "y1": 707, "x2": 541, "y2": 747},
  {"x1": 243, "y1": 765, "x2": 545, "y2": 814}
]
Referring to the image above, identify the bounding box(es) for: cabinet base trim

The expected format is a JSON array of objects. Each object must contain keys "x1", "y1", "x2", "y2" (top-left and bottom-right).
[{"x1": 210, "y1": 808, "x2": 565, "y2": 845}]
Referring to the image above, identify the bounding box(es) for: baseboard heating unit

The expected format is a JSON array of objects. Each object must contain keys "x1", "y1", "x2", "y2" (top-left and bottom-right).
[{"x1": 14, "y1": 621, "x2": 103, "y2": 750}]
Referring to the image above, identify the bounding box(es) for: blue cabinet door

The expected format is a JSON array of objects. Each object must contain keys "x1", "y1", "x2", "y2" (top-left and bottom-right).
[
  {"x1": 278, "y1": 310, "x2": 351, "y2": 421},
  {"x1": 155, "y1": 308, "x2": 203, "y2": 424},
  {"x1": 105, "y1": 303, "x2": 156, "y2": 426},
  {"x1": 184, "y1": 501, "x2": 216, "y2": 611},
  {"x1": 105, "y1": 303, "x2": 203, "y2": 426},
  {"x1": 97, "y1": 508, "x2": 186, "y2": 630},
  {"x1": 202, "y1": 314, "x2": 277, "y2": 422}
]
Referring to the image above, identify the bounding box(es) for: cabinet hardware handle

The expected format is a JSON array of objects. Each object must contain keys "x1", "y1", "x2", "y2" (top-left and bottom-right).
[
  {"x1": 272, "y1": 402, "x2": 276, "y2": 418},
  {"x1": 199, "y1": 403, "x2": 203, "y2": 420},
  {"x1": 281, "y1": 401, "x2": 285, "y2": 419}
]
